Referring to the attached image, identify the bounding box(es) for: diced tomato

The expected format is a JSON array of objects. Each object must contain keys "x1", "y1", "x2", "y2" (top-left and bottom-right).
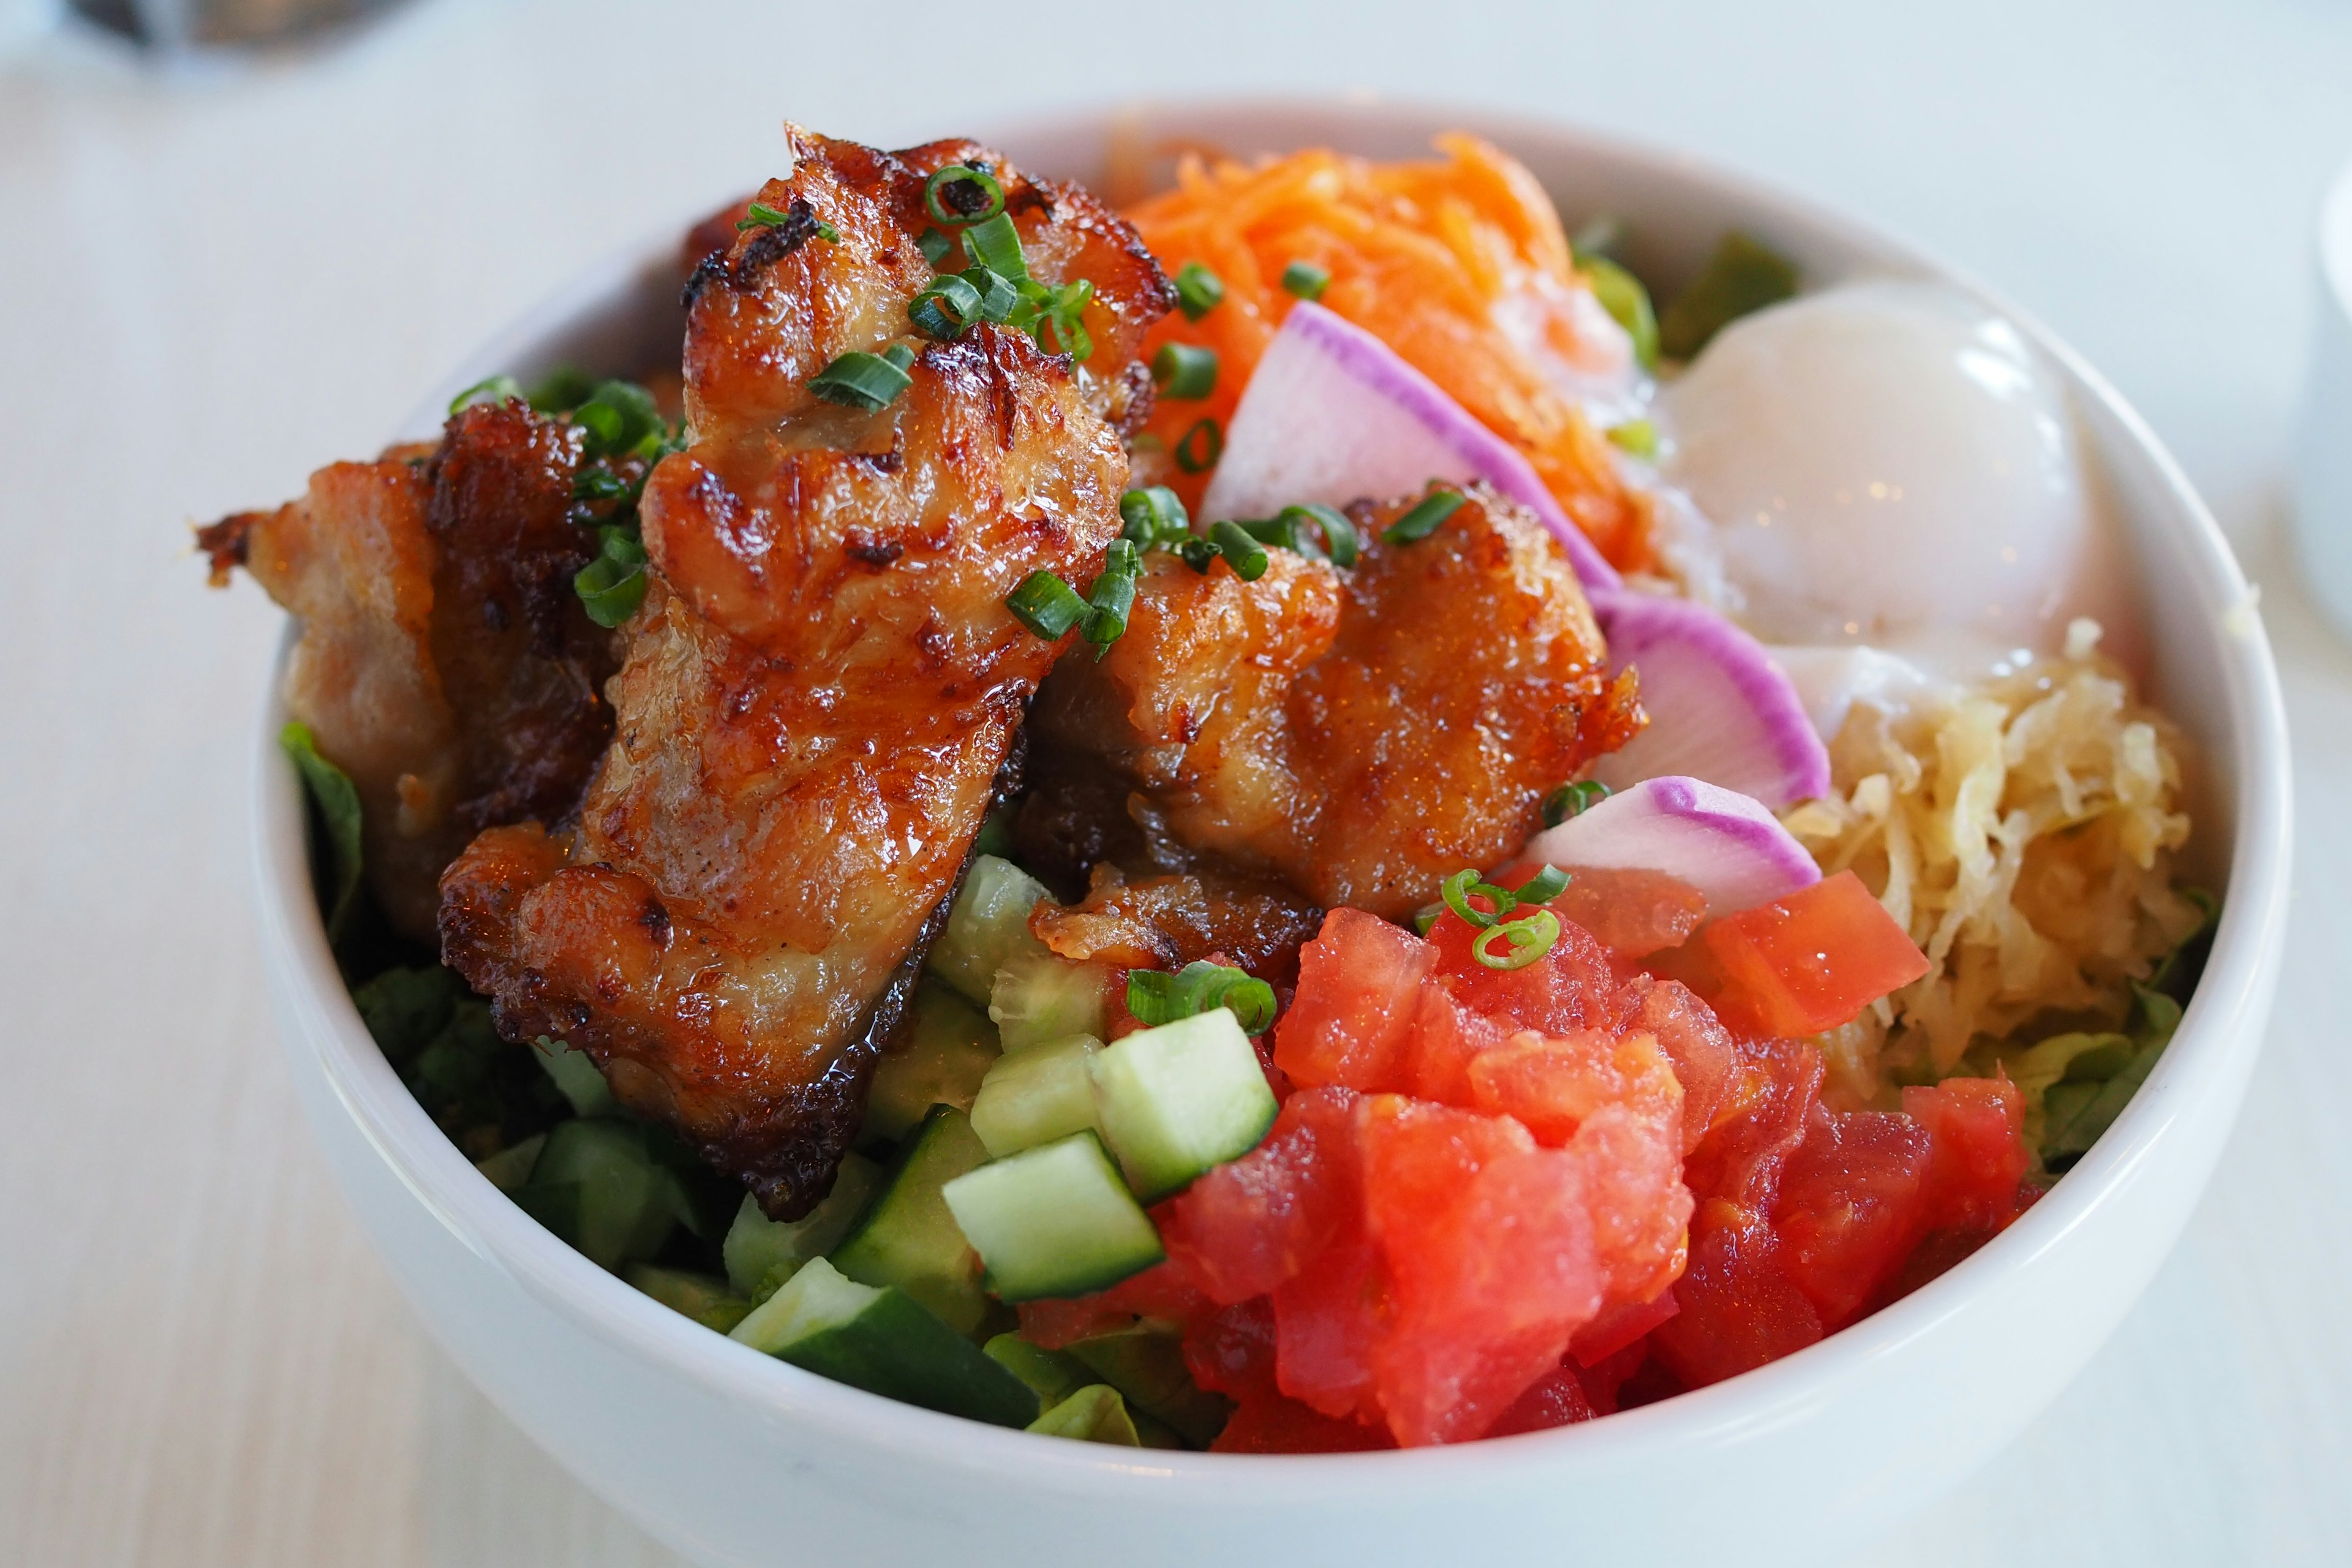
[
  {"x1": 1427, "y1": 905, "x2": 1629, "y2": 1038},
  {"x1": 1681, "y1": 1035, "x2": 1824, "y2": 1212},
  {"x1": 1213, "y1": 1390, "x2": 1396, "y2": 1453},
  {"x1": 1358, "y1": 1098, "x2": 1604, "y2": 1446},
  {"x1": 1651, "y1": 1200, "x2": 1824, "y2": 1389},
  {"x1": 1539, "y1": 865, "x2": 1710, "y2": 959},
  {"x1": 1632, "y1": 978, "x2": 1740, "y2": 1154},
  {"x1": 1182, "y1": 1295, "x2": 1280, "y2": 1400},
  {"x1": 1484, "y1": 1358, "x2": 1598, "y2": 1436},
  {"x1": 1015, "y1": 1259, "x2": 1211, "y2": 1348},
  {"x1": 1771, "y1": 1105, "x2": 1932, "y2": 1327},
  {"x1": 1903, "y1": 1076, "x2": 2030, "y2": 1232},
  {"x1": 1398, "y1": 979, "x2": 1511, "y2": 1106},
  {"x1": 1700, "y1": 870, "x2": 1931, "y2": 1038},
  {"x1": 1161, "y1": 1087, "x2": 1361, "y2": 1305},
  {"x1": 1569, "y1": 1288, "x2": 1679, "y2": 1367},
  {"x1": 1567, "y1": 1099, "x2": 1694, "y2": 1310},
  {"x1": 1272, "y1": 1234, "x2": 1389, "y2": 1421},
  {"x1": 1273, "y1": 908, "x2": 1436, "y2": 1091}
]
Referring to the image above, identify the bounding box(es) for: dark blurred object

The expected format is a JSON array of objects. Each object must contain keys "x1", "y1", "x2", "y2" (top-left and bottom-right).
[{"x1": 71, "y1": 0, "x2": 405, "y2": 48}]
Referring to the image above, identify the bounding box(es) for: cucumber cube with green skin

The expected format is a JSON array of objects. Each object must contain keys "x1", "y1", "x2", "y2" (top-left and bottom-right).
[
  {"x1": 1088, "y1": 1010, "x2": 1281, "y2": 1202},
  {"x1": 513, "y1": 1117, "x2": 691, "y2": 1271},
  {"x1": 989, "y1": 952, "x2": 1118, "y2": 1052},
  {"x1": 1027, "y1": 1383, "x2": 1142, "y2": 1445},
  {"x1": 722, "y1": 1153, "x2": 881, "y2": 1300},
  {"x1": 983, "y1": 1333, "x2": 1088, "y2": 1412},
  {"x1": 930, "y1": 856, "x2": 1053, "y2": 1005},
  {"x1": 941, "y1": 1131, "x2": 1165, "y2": 1302},
  {"x1": 730, "y1": 1259, "x2": 1035, "y2": 1428},
  {"x1": 624, "y1": 1263, "x2": 753, "y2": 1333},
  {"x1": 970, "y1": 1033, "x2": 1102, "y2": 1158},
  {"x1": 830, "y1": 1107, "x2": 990, "y2": 1334},
  {"x1": 473, "y1": 1132, "x2": 546, "y2": 1193},
  {"x1": 1067, "y1": 1327, "x2": 1234, "y2": 1447},
  {"x1": 533, "y1": 1036, "x2": 616, "y2": 1117},
  {"x1": 864, "y1": 980, "x2": 1002, "y2": 1145}
]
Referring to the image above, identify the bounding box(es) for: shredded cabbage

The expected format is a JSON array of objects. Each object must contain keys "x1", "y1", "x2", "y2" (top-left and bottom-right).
[{"x1": 1780, "y1": 619, "x2": 2204, "y2": 1109}]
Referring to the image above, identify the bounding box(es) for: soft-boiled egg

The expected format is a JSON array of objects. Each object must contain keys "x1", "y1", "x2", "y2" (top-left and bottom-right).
[{"x1": 1656, "y1": 280, "x2": 2141, "y2": 682}]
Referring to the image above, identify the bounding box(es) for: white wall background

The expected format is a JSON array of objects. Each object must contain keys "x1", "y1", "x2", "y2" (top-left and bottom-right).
[{"x1": 3, "y1": 1, "x2": 2350, "y2": 1562}]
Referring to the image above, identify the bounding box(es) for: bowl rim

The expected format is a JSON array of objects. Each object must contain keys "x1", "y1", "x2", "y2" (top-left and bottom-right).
[{"x1": 255, "y1": 94, "x2": 2293, "y2": 1494}]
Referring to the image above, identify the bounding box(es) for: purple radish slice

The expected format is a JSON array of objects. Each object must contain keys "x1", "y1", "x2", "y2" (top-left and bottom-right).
[
  {"x1": 1510, "y1": 775, "x2": 1820, "y2": 918},
  {"x1": 1197, "y1": 301, "x2": 1621, "y2": 590},
  {"x1": 1588, "y1": 592, "x2": 1831, "y2": 811}
]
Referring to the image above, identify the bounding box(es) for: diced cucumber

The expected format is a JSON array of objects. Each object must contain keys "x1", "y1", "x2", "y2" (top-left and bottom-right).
[
  {"x1": 864, "y1": 979, "x2": 1003, "y2": 1145},
  {"x1": 625, "y1": 1263, "x2": 753, "y2": 1333},
  {"x1": 830, "y1": 1106, "x2": 990, "y2": 1334},
  {"x1": 730, "y1": 1258, "x2": 1035, "y2": 1428},
  {"x1": 512, "y1": 1117, "x2": 691, "y2": 1271},
  {"x1": 930, "y1": 855, "x2": 1052, "y2": 1005},
  {"x1": 970, "y1": 1033, "x2": 1102, "y2": 1158},
  {"x1": 533, "y1": 1035, "x2": 617, "y2": 1117},
  {"x1": 1067, "y1": 1326, "x2": 1233, "y2": 1447},
  {"x1": 940, "y1": 1131, "x2": 1164, "y2": 1302},
  {"x1": 1028, "y1": 1383, "x2": 1142, "y2": 1445},
  {"x1": 473, "y1": 1132, "x2": 546, "y2": 1193},
  {"x1": 1088, "y1": 1010, "x2": 1280, "y2": 1202},
  {"x1": 984, "y1": 1332, "x2": 1089, "y2": 1412},
  {"x1": 722, "y1": 1153, "x2": 881, "y2": 1300},
  {"x1": 989, "y1": 952, "x2": 1118, "y2": 1052}
]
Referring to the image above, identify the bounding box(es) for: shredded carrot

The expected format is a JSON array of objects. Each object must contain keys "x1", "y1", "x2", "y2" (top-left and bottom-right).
[{"x1": 1125, "y1": 135, "x2": 1649, "y2": 570}]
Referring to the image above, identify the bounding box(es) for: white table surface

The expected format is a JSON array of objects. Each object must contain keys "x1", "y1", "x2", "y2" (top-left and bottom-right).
[{"x1": 4, "y1": 0, "x2": 2350, "y2": 1562}]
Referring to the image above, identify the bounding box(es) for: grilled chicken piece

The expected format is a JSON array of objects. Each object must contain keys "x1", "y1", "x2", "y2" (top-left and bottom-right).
[
  {"x1": 1028, "y1": 484, "x2": 1643, "y2": 923},
  {"x1": 1028, "y1": 863, "x2": 1325, "y2": 987},
  {"x1": 198, "y1": 402, "x2": 618, "y2": 937},
  {"x1": 441, "y1": 128, "x2": 1172, "y2": 1217}
]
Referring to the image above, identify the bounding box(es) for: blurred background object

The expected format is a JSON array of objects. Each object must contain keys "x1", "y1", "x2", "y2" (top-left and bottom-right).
[
  {"x1": 67, "y1": 0, "x2": 404, "y2": 48},
  {"x1": 2294, "y1": 157, "x2": 2352, "y2": 636}
]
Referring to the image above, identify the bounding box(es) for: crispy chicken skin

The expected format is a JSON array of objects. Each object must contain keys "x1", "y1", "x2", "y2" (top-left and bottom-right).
[
  {"x1": 1029, "y1": 484, "x2": 1643, "y2": 922},
  {"x1": 440, "y1": 128, "x2": 1172, "y2": 1217},
  {"x1": 198, "y1": 403, "x2": 618, "y2": 937}
]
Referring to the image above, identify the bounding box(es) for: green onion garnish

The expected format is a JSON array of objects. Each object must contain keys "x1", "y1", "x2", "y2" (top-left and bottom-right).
[
  {"x1": 1440, "y1": 867, "x2": 1518, "y2": 930},
  {"x1": 1540, "y1": 779, "x2": 1611, "y2": 827},
  {"x1": 1175, "y1": 418, "x2": 1223, "y2": 474},
  {"x1": 1005, "y1": 570, "x2": 1088, "y2": 639},
  {"x1": 1583, "y1": 258, "x2": 1658, "y2": 370},
  {"x1": 1276, "y1": 503, "x2": 1358, "y2": 568},
  {"x1": 1177, "y1": 537, "x2": 1220, "y2": 573},
  {"x1": 526, "y1": 366, "x2": 596, "y2": 413},
  {"x1": 923, "y1": 164, "x2": 1006, "y2": 227},
  {"x1": 1382, "y1": 488, "x2": 1464, "y2": 545},
  {"x1": 808, "y1": 349, "x2": 914, "y2": 412},
  {"x1": 1037, "y1": 278, "x2": 1095, "y2": 361},
  {"x1": 1517, "y1": 864, "x2": 1571, "y2": 905},
  {"x1": 1208, "y1": 519, "x2": 1268, "y2": 581},
  {"x1": 571, "y1": 464, "x2": 630, "y2": 502},
  {"x1": 737, "y1": 200, "x2": 835, "y2": 242},
  {"x1": 1472, "y1": 910, "x2": 1562, "y2": 971},
  {"x1": 910, "y1": 273, "x2": 985, "y2": 341},
  {"x1": 574, "y1": 525, "x2": 649, "y2": 628},
  {"x1": 1173, "y1": 261, "x2": 1226, "y2": 321},
  {"x1": 1412, "y1": 903, "x2": 1444, "y2": 937},
  {"x1": 1280, "y1": 260, "x2": 1330, "y2": 302},
  {"x1": 918, "y1": 227, "x2": 954, "y2": 268},
  {"x1": 1605, "y1": 418, "x2": 1658, "y2": 459},
  {"x1": 963, "y1": 266, "x2": 1020, "y2": 323},
  {"x1": 960, "y1": 212, "x2": 1027, "y2": 283},
  {"x1": 1120, "y1": 486, "x2": 1190, "y2": 548},
  {"x1": 570, "y1": 379, "x2": 665, "y2": 459},
  {"x1": 1082, "y1": 538, "x2": 1140, "y2": 652},
  {"x1": 1152, "y1": 342, "x2": 1218, "y2": 400},
  {"x1": 1126, "y1": 960, "x2": 1279, "y2": 1035},
  {"x1": 448, "y1": 375, "x2": 521, "y2": 415}
]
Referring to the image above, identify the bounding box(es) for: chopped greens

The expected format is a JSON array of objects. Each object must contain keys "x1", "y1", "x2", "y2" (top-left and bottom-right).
[
  {"x1": 1542, "y1": 778, "x2": 1612, "y2": 827},
  {"x1": 1172, "y1": 261, "x2": 1226, "y2": 321},
  {"x1": 1118, "y1": 485, "x2": 1191, "y2": 550},
  {"x1": 1280, "y1": 260, "x2": 1330, "y2": 302},
  {"x1": 1152, "y1": 341, "x2": 1218, "y2": 399},
  {"x1": 1581, "y1": 257, "x2": 1659, "y2": 370},
  {"x1": 1381, "y1": 488, "x2": 1464, "y2": 546},
  {"x1": 1606, "y1": 418, "x2": 1659, "y2": 459},
  {"x1": 574, "y1": 525, "x2": 649, "y2": 628},
  {"x1": 1174, "y1": 418, "x2": 1223, "y2": 474},
  {"x1": 279, "y1": 722, "x2": 364, "y2": 942},
  {"x1": 1005, "y1": 570, "x2": 1089, "y2": 639},
  {"x1": 924, "y1": 164, "x2": 1007, "y2": 227},
  {"x1": 447, "y1": 374, "x2": 521, "y2": 415},
  {"x1": 1658, "y1": 230, "x2": 1800, "y2": 360},
  {"x1": 1125, "y1": 960, "x2": 1278, "y2": 1036},
  {"x1": 808, "y1": 347, "x2": 916, "y2": 412}
]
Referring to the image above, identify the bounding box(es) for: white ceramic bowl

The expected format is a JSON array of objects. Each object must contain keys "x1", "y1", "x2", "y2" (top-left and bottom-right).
[{"x1": 255, "y1": 100, "x2": 2291, "y2": 1568}]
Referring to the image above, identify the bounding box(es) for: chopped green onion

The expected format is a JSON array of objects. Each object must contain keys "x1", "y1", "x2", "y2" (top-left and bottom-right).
[
  {"x1": 1440, "y1": 867, "x2": 1517, "y2": 930},
  {"x1": 1658, "y1": 231, "x2": 1798, "y2": 361},
  {"x1": 1517, "y1": 864, "x2": 1571, "y2": 905},
  {"x1": 1177, "y1": 537, "x2": 1220, "y2": 573},
  {"x1": 1605, "y1": 418, "x2": 1659, "y2": 459},
  {"x1": 1037, "y1": 278, "x2": 1094, "y2": 361},
  {"x1": 1540, "y1": 779, "x2": 1611, "y2": 827},
  {"x1": 1280, "y1": 260, "x2": 1330, "y2": 302},
  {"x1": 960, "y1": 212, "x2": 1027, "y2": 282},
  {"x1": 882, "y1": 342, "x2": 916, "y2": 372},
  {"x1": 1472, "y1": 910, "x2": 1562, "y2": 971},
  {"x1": 575, "y1": 526, "x2": 649, "y2": 628},
  {"x1": 1152, "y1": 342, "x2": 1218, "y2": 400},
  {"x1": 1583, "y1": 257, "x2": 1659, "y2": 370},
  {"x1": 449, "y1": 375, "x2": 521, "y2": 415},
  {"x1": 1175, "y1": 418, "x2": 1223, "y2": 474},
  {"x1": 1005, "y1": 570, "x2": 1088, "y2": 639},
  {"x1": 1120, "y1": 486, "x2": 1190, "y2": 548},
  {"x1": 1173, "y1": 261, "x2": 1226, "y2": 321},
  {"x1": 1082, "y1": 540, "x2": 1140, "y2": 653},
  {"x1": 526, "y1": 366, "x2": 596, "y2": 413},
  {"x1": 808, "y1": 349, "x2": 914, "y2": 412},
  {"x1": 1208, "y1": 519, "x2": 1268, "y2": 581},
  {"x1": 963, "y1": 266, "x2": 1020, "y2": 323},
  {"x1": 1412, "y1": 903, "x2": 1444, "y2": 937},
  {"x1": 918, "y1": 227, "x2": 954, "y2": 268},
  {"x1": 571, "y1": 464, "x2": 630, "y2": 502},
  {"x1": 570, "y1": 379, "x2": 665, "y2": 459},
  {"x1": 1126, "y1": 960, "x2": 1278, "y2": 1036},
  {"x1": 1382, "y1": 488, "x2": 1464, "y2": 545},
  {"x1": 923, "y1": 164, "x2": 1006, "y2": 227},
  {"x1": 1276, "y1": 503, "x2": 1358, "y2": 568},
  {"x1": 910, "y1": 274, "x2": 986, "y2": 341}
]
